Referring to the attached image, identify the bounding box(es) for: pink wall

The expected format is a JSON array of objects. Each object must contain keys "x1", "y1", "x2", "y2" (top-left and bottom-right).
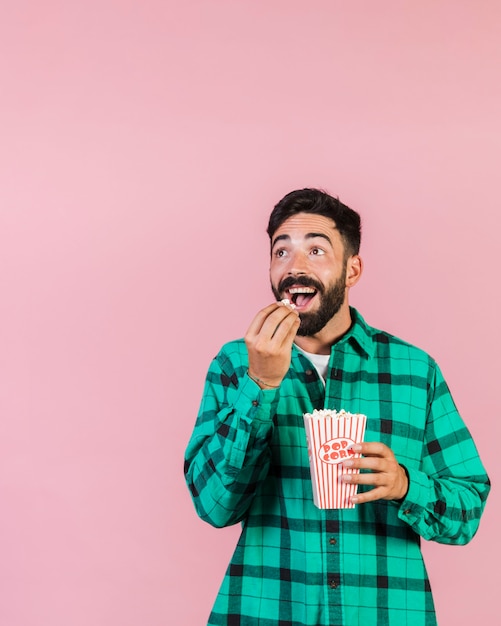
[{"x1": 1, "y1": 1, "x2": 499, "y2": 624}]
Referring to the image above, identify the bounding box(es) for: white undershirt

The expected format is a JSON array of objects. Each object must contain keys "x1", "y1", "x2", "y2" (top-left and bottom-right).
[{"x1": 295, "y1": 345, "x2": 330, "y2": 384}]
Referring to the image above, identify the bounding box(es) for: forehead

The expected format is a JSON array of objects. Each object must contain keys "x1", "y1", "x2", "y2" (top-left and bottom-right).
[{"x1": 271, "y1": 213, "x2": 341, "y2": 246}]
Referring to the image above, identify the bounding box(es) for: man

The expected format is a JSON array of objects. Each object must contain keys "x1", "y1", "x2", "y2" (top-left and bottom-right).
[{"x1": 184, "y1": 188, "x2": 490, "y2": 626}]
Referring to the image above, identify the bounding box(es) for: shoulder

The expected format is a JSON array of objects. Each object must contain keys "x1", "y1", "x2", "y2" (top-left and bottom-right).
[
  {"x1": 211, "y1": 338, "x2": 249, "y2": 372},
  {"x1": 355, "y1": 310, "x2": 438, "y2": 373},
  {"x1": 201, "y1": 339, "x2": 249, "y2": 390},
  {"x1": 373, "y1": 327, "x2": 433, "y2": 360},
  {"x1": 216, "y1": 338, "x2": 248, "y2": 360}
]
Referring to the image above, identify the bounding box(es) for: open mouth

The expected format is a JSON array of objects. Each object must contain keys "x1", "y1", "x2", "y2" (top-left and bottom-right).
[{"x1": 286, "y1": 286, "x2": 317, "y2": 308}]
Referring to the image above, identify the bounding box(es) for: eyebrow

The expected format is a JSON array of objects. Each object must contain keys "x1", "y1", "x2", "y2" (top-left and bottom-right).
[{"x1": 271, "y1": 232, "x2": 333, "y2": 249}]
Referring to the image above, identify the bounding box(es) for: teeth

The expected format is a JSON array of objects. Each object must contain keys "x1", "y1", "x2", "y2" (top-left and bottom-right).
[{"x1": 289, "y1": 287, "x2": 315, "y2": 294}]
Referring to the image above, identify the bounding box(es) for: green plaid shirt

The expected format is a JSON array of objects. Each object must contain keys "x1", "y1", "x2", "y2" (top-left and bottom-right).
[{"x1": 184, "y1": 309, "x2": 490, "y2": 626}]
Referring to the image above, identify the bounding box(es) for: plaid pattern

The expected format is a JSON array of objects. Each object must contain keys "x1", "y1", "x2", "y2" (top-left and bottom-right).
[{"x1": 184, "y1": 309, "x2": 490, "y2": 626}]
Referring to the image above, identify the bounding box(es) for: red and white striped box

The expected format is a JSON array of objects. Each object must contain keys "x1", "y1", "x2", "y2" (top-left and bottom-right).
[{"x1": 303, "y1": 409, "x2": 367, "y2": 509}]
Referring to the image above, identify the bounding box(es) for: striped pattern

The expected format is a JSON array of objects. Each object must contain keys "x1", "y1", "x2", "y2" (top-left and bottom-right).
[
  {"x1": 304, "y1": 413, "x2": 366, "y2": 509},
  {"x1": 184, "y1": 308, "x2": 490, "y2": 626}
]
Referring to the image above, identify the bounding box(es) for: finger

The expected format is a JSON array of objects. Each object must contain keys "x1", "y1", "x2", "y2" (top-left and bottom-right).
[
  {"x1": 259, "y1": 304, "x2": 299, "y2": 339},
  {"x1": 351, "y1": 487, "x2": 387, "y2": 505},
  {"x1": 352, "y1": 442, "x2": 392, "y2": 458},
  {"x1": 343, "y1": 457, "x2": 388, "y2": 472},
  {"x1": 246, "y1": 303, "x2": 299, "y2": 339},
  {"x1": 341, "y1": 471, "x2": 386, "y2": 487},
  {"x1": 271, "y1": 310, "x2": 301, "y2": 345},
  {"x1": 259, "y1": 307, "x2": 299, "y2": 341},
  {"x1": 245, "y1": 303, "x2": 284, "y2": 338}
]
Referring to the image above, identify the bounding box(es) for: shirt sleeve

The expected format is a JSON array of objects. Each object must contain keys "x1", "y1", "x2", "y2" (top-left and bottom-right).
[
  {"x1": 184, "y1": 347, "x2": 279, "y2": 528},
  {"x1": 397, "y1": 362, "x2": 490, "y2": 545}
]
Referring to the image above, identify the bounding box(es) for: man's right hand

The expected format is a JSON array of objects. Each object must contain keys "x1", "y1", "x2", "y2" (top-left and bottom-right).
[{"x1": 244, "y1": 302, "x2": 300, "y2": 389}]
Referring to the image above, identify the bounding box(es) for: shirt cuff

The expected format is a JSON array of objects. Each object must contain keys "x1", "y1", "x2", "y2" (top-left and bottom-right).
[
  {"x1": 396, "y1": 464, "x2": 431, "y2": 525},
  {"x1": 232, "y1": 373, "x2": 280, "y2": 424}
]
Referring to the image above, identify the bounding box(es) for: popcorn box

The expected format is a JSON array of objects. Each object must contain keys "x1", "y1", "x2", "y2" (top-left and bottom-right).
[{"x1": 303, "y1": 409, "x2": 367, "y2": 509}]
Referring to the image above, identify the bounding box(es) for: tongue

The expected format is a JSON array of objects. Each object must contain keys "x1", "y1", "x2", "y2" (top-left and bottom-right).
[{"x1": 296, "y1": 293, "x2": 313, "y2": 307}]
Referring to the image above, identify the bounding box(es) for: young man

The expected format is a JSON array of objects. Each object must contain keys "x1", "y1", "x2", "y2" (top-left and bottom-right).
[{"x1": 184, "y1": 188, "x2": 490, "y2": 626}]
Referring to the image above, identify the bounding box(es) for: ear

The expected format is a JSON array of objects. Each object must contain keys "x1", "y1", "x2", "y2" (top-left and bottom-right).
[{"x1": 345, "y1": 255, "x2": 363, "y2": 288}]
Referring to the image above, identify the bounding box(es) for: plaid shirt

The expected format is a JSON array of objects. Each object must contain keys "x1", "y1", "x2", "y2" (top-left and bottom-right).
[{"x1": 184, "y1": 309, "x2": 490, "y2": 626}]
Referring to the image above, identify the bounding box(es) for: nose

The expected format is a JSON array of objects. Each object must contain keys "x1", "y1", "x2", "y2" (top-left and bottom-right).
[{"x1": 287, "y1": 250, "x2": 309, "y2": 275}]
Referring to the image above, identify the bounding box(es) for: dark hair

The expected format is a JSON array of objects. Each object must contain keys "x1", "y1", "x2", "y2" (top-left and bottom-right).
[{"x1": 267, "y1": 188, "x2": 361, "y2": 256}]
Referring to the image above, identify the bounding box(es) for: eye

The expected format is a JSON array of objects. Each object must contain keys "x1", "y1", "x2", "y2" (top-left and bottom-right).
[
  {"x1": 274, "y1": 248, "x2": 288, "y2": 258},
  {"x1": 310, "y1": 247, "x2": 325, "y2": 256}
]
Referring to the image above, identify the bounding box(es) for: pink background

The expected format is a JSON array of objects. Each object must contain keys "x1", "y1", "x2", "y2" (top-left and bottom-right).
[{"x1": 1, "y1": 1, "x2": 499, "y2": 624}]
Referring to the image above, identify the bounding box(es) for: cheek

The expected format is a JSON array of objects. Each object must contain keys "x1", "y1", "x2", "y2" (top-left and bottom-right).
[
  {"x1": 269, "y1": 260, "x2": 282, "y2": 283},
  {"x1": 269, "y1": 270, "x2": 279, "y2": 289}
]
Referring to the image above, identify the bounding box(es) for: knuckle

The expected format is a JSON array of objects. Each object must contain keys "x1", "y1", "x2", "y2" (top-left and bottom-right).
[
  {"x1": 254, "y1": 340, "x2": 273, "y2": 356},
  {"x1": 387, "y1": 460, "x2": 399, "y2": 473}
]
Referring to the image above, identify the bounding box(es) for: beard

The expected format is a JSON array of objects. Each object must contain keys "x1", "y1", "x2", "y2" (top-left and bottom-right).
[{"x1": 271, "y1": 264, "x2": 347, "y2": 336}]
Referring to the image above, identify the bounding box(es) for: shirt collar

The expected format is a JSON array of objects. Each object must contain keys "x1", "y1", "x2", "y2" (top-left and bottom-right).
[
  {"x1": 292, "y1": 307, "x2": 376, "y2": 360},
  {"x1": 336, "y1": 307, "x2": 376, "y2": 359}
]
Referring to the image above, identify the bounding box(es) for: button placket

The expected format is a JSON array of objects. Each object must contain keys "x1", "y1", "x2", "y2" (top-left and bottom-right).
[{"x1": 327, "y1": 534, "x2": 339, "y2": 589}]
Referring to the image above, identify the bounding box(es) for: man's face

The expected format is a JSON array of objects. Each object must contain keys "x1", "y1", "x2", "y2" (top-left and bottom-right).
[{"x1": 269, "y1": 213, "x2": 349, "y2": 336}]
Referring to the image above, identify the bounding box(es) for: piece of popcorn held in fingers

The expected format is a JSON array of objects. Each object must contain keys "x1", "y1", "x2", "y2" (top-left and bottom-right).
[{"x1": 280, "y1": 298, "x2": 296, "y2": 309}]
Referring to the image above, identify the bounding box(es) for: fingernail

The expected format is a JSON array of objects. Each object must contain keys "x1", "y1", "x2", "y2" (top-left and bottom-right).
[
  {"x1": 341, "y1": 474, "x2": 352, "y2": 483},
  {"x1": 343, "y1": 459, "x2": 354, "y2": 468},
  {"x1": 351, "y1": 444, "x2": 362, "y2": 452},
  {"x1": 351, "y1": 496, "x2": 359, "y2": 504}
]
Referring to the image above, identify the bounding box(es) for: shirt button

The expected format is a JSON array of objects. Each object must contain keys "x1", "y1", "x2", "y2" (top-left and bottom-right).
[
  {"x1": 329, "y1": 537, "x2": 337, "y2": 545},
  {"x1": 329, "y1": 580, "x2": 338, "y2": 589},
  {"x1": 305, "y1": 369, "x2": 313, "y2": 376},
  {"x1": 252, "y1": 400, "x2": 259, "y2": 407},
  {"x1": 404, "y1": 509, "x2": 411, "y2": 515}
]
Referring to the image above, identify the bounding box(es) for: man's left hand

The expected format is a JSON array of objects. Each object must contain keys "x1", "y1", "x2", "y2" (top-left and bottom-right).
[{"x1": 341, "y1": 442, "x2": 408, "y2": 504}]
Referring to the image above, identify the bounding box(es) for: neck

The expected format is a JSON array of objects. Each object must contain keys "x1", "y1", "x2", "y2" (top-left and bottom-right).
[{"x1": 294, "y1": 304, "x2": 353, "y2": 355}]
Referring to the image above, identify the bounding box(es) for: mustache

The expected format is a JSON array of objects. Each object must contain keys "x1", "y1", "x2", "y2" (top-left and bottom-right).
[{"x1": 278, "y1": 275, "x2": 324, "y2": 294}]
